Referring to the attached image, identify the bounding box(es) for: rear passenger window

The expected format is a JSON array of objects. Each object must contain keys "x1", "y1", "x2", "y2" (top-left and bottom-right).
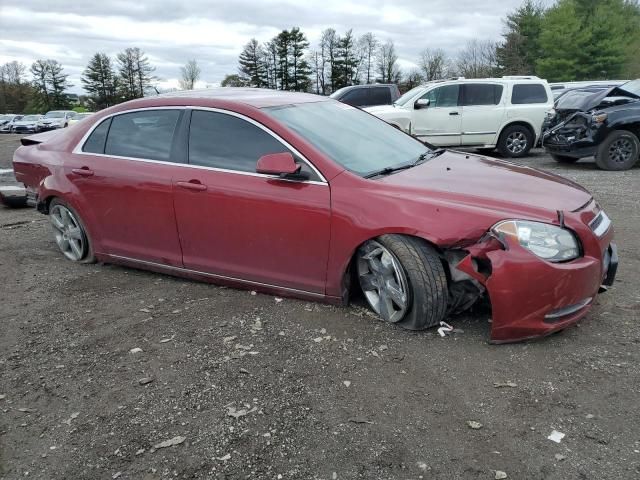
[
  {"x1": 104, "y1": 110, "x2": 181, "y2": 161},
  {"x1": 369, "y1": 87, "x2": 392, "y2": 105},
  {"x1": 189, "y1": 110, "x2": 320, "y2": 180},
  {"x1": 82, "y1": 118, "x2": 111, "y2": 154},
  {"x1": 462, "y1": 84, "x2": 503, "y2": 106},
  {"x1": 511, "y1": 84, "x2": 548, "y2": 104},
  {"x1": 341, "y1": 89, "x2": 369, "y2": 107}
]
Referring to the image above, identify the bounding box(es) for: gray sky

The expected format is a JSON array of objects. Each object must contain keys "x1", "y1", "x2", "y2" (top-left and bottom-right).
[{"x1": 0, "y1": 0, "x2": 552, "y2": 93}]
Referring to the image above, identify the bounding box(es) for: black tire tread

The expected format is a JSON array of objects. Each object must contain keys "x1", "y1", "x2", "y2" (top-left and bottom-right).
[
  {"x1": 595, "y1": 130, "x2": 640, "y2": 171},
  {"x1": 497, "y1": 124, "x2": 533, "y2": 158},
  {"x1": 377, "y1": 234, "x2": 448, "y2": 330}
]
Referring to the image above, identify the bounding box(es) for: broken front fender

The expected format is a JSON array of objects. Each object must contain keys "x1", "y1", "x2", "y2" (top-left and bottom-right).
[{"x1": 454, "y1": 221, "x2": 615, "y2": 343}]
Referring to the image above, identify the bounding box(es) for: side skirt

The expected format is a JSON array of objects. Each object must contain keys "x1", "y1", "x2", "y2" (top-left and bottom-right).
[{"x1": 99, "y1": 253, "x2": 343, "y2": 305}]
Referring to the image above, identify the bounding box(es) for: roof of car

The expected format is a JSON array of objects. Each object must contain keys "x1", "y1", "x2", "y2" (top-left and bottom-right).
[{"x1": 158, "y1": 87, "x2": 329, "y2": 108}]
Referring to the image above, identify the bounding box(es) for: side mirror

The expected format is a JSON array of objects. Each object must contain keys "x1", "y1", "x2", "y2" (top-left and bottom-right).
[
  {"x1": 414, "y1": 98, "x2": 430, "y2": 109},
  {"x1": 256, "y1": 152, "x2": 301, "y2": 176}
]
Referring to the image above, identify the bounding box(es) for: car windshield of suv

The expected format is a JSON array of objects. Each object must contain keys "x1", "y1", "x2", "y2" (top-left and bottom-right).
[
  {"x1": 393, "y1": 86, "x2": 424, "y2": 106},
  {"x1": 329, "y1": 87, "x2": 349, "y2": 99},
  {"x1": 265, "y1": 101, "x2": 432, "y2": 177},
  {"x1": 45, "y1": 111, "x2": 65, "y2": 118},
  {"x1": 619, "y1": 79, "x2": 640, "y2": 98},
  {"x1": 22, "y1": 115, "x2": 40, "y2": 121}
]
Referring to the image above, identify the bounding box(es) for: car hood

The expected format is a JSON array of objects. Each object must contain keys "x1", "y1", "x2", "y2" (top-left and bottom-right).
[
  {"x1": 378, "y1": 151, "x2": 591, "y2": 218},
  {"x1": 363, "y1": 104, "x2": 400, "y2": 115},
  {"x1": 13, "y1": 120, "x2": 37, "y2": 126},
  {"x1": 556, "y1": 85, "x2": 640, "y2": 112}
]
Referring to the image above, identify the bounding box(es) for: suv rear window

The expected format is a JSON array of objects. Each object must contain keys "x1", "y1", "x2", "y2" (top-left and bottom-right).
[
  {"x1": 341, "y1": 89, "x2": 369, "y2": 107},
  {"x1": 511, "y1": 84, "x2": 548, "y2": 104},
  {"x1": 462, "y1": 84, "x2": 503, "y2": 106},
  {"x1": 369, "y1": 87, "x2": 392, "y2": 105}
]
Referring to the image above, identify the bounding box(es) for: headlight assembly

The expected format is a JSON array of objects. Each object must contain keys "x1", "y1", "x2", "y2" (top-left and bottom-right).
[{"x1": 492, "y1": 220, "x2": 580, "y2": 262}]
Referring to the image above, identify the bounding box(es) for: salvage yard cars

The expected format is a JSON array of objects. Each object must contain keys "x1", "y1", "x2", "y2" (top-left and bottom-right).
[
  {"x1": 37, "y1": 110, "x2": 76, "y2": 131},
  {"x1": 12, "y1": 88, "x2": 617, "y2": 343},
  {"x1": 9, "y1": 115, "x2": 44, "y2": 133},
  {"x1": 365, "y1": 76, "x2": 553, "y2": 158},
  {"x1": 543, "y1": 79, "x2": 640, "y2": 170}
]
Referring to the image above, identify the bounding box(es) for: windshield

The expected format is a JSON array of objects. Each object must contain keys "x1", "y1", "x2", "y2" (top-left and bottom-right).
[
  {"x1": 620, "y1": 79, "x2": 640, "y2": 97},
  {"x1": 394, "y1": 86, "x2": 425, "y2": 106},
  {"x1": 265, "y1": 101, "x2": 431, "y2": 177},
  {"x1": 45, "y1": 111, "x2": 65, "y2": 118},
  {"x1": 22, "y1": 115, "x2": 40, "y2": 121}
]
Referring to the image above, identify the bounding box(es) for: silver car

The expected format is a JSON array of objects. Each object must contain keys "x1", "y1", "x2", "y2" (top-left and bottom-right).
[
  {"x1": 0, "y1": 114, "x2": 24, "y2": 133},
  {"x1": 37, "y1": 110, "x2": 76, "y2": 131},
  {"x1": 10, "y1": 114, "x2": 44, "y2": 134}
]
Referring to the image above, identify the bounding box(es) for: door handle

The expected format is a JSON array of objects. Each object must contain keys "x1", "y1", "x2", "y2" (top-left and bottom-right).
[
  {"x1": 72, "y1": 167, "x2": 94, "y2": 177},
  {"x1": 176, "y1": 180, "x2": 207, "y2": 192},
  {"x1": 449, "y1": 111, "x2": 459, "y2": 116}
]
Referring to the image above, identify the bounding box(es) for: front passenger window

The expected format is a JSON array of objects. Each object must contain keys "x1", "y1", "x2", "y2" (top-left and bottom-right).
[
  {"x1": 420, "y1": 85, "x2": 459, "y2": 108},
  {"x1": 188, "y1": 110, "x2": 320, "y2": 180}
]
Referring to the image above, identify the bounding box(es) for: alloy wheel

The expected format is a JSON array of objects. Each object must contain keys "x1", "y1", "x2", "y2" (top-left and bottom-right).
[
  {"x1": 608, "y1": 138, "x2": 633, "y2": 164},
  {"x1": 506, "y1": 131, "x2": 528, "y2": 155},
  {"x1": 357, "y1": 240, "x2": 410, "y2": 323},
  {"x1": 50, "y1": 204, "x2": 86, "y2": 261}
]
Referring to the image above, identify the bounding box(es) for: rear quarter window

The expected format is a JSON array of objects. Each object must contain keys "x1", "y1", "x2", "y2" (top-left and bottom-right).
[
  {"x1": 82, "y1": 118, "x2": 112, "y2": 154},
  {"x1": 511, "y1": 84, "x2": 549, "y2": 104}
]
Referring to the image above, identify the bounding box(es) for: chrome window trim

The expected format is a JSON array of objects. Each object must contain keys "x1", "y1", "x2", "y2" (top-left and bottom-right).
[
  {"x1": 72, "y1": 105, "x2": 328, "y2": 185},
  {"x1": 105, "y1": 254, "x2": 326, "y2": 298}
]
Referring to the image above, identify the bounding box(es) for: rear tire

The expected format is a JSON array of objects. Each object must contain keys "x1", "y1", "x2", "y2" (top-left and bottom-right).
[
  {"x1": 551, "y1": 154, "x2": 579, "y2": 164},
  {"x1": 356, "y1": 235, "x2": 448, "y2": 330},
  {"x1": 498, "y1": 125, "x2": 533, "y2": 158},
  {"x1": 595, "y1": 130, "x2": 640, "y2": 171},
  {"x1": 49, "y1": 199, "x2": 95, "y2": 263}
]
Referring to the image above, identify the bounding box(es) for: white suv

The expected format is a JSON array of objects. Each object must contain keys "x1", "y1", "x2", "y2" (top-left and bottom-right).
[{"x1": 365, "y1": 76, "x2": 553, "y2": 158}]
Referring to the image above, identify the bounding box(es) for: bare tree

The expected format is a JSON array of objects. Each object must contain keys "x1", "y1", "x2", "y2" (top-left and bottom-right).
[
  {"x1": 357, "y1": 32, "x2": 378, "y2": 84},
  {"x1": 179, "y1": 59, "x2": 201, "y2": 90},
  {"x1": 376, "y1": 40, "x2": 401, "y2": 83},
  {"x1": 320, "y1": 28, "x2": 339, "y2": 93},
  {"x1": 418, "y1": 48, "x2": 448, "y2": 81},
  {"x1": 401, "y1": 68, "x2": 424, "y2": 90},
  {"x1": 456, "y1": 40, "x2": 499, "y2": 78}
]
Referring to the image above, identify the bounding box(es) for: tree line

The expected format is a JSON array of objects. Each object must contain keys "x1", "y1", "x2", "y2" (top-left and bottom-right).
[
  {"x1": 1, "y1": 0, "x2": 639, "y2": 114},
  {"x1": 224, "y1": 0, "x2": 640, "y2": 93}
]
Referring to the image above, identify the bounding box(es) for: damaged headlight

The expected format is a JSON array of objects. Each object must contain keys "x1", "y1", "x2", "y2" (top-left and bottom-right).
[
  {"x1": 592, "y1": 112, "x2": 607, "y2": 124},
  {"x1": 492, "y1": 220, "x2": 580, "y2": 262}
]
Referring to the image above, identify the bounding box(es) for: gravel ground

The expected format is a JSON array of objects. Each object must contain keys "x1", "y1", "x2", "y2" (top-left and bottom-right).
[{"x1": 1, "y1": 133, "x2": 639, "y2": 480}]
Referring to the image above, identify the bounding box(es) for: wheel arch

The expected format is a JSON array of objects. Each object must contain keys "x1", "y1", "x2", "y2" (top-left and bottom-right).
[
  {"x1": 340, "y1": 231, "x2": 449, "y2": 302},
  {"x1": 498, "y1": 120, "x2": 536, "y2": 142}
]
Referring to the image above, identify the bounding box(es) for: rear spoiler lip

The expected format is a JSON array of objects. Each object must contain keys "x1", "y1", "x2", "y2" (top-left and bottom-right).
[{"x1": 20, "y1": 129, "x2": 62, "y2": 146}]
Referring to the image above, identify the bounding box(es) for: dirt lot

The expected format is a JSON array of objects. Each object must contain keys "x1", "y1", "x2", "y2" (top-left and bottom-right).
[{"x1": 1, "y1": 133, "x2": 639, "y2": 480}]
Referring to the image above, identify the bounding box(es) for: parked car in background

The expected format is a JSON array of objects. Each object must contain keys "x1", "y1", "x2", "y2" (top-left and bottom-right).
[
  {"x1": 329, "y1": 84, "x2": 400, "y2": 108},
  {"x1": 365, "y1": 76, "x2": 553, "y2": 158},
  {"x1": 543, "y1": 79, "x2": 640, "y2": 170},
  {"x1": 68, "y1": 112, "x2": 94, "y2": 126},
  {"x1": 0, "y1": 114, "x2": 24, "y2": 133},
  {"x1": 549, "y1": 80, "x2": 628, "y2": 99},
  {"x1": 12, "y1": 88, "x2": 617, "y2": 343},
  {"x1": 37, "y1": 110, "x2": 76, "y2": 131},
  {"x1": 10, "y1": 115, "x2": 44, "y2": 134}
]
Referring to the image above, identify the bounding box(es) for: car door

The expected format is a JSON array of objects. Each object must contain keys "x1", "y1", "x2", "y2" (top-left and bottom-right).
[
  {"x1": 410, "y1": 84, "x2": 462, "y2": 146},
  {"x1": 172, "y1": 109, "x2": 331, "y2": 294},
  {"x1": 459, "y1": 83, "x2": 505, "y2": 146},
  {"x1": 70, "y1": 108, "x2": 185, "y2": 266}
]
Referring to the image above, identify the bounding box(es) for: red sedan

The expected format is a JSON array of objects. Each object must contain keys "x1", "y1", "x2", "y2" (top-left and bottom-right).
[{"x1": 12, "y1": 89, "x2": 617, "y2": 343}]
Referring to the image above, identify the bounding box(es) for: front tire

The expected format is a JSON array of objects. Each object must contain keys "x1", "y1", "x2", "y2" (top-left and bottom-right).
[
  {"x1": 498, "y1": 125, "x2": 533, "y2": 158},
  {"x1": 356, "y1": 235, "x2": 448, "y2": 330},
  {"x1": 49, "y1": 199, "x2": 95, "y2": 263},
  {"x1": 595, "y1": 130, "x2": 640, "y2": 171}
]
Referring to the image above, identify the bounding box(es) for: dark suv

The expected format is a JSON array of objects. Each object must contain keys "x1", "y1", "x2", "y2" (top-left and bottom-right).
[
  {"x1": 542, "y1": 79, "x2": 640, "y2": 170},
  {"x1": 329, "y1": 84, "x2": 401, "y2": 108}
]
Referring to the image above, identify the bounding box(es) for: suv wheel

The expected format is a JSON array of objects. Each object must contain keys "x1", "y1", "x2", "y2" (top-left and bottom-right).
[
  {"x1": 595, "y1": 130, "x2": 640, "y2": 171},
  {"x1": 551, "y1": 154, "x2": 579, "y2": 164},
  {"x1": 498, "y1": 125, "x2": 533, "y2": 158}
]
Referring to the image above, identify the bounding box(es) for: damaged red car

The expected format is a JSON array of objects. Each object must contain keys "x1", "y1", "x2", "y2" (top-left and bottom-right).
[{"x1": 12, "y1": 89, "x2": 618, "y2": 343}]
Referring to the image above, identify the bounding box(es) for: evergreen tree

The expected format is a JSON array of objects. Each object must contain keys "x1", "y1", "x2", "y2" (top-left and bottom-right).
[
  {"x1": 81, "y1": 53, "x2": 118, "y2": 110},
  {"x1": 334, "y1": 29, "x2": 359, "y2": 88},
  {"x1": 30, "y1": 59, "x2": 51, "y2": 110},
  {"x1": 238, "y1": 39, "x2": 267, "y2": 87},
  {"x1": 47, "y1": 60, "x2": 72, "y2": 109},
  {"x1": 289, "y1": 27, "x2": 311, "y2": 91},
  {"x1": 496, "y1": 0, "x2": 545, "y2": 75},
  {"x1": 117, "y1": 47, "x2": 154, "y2": 100}
]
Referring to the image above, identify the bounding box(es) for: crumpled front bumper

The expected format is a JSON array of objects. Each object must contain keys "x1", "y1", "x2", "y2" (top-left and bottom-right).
[
  {"x1": 455, "y1": 209, "x2": 616, "y2": 343},
  {"x1": 541, "y1": 112, "x2": 603, "y2": 158}
]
